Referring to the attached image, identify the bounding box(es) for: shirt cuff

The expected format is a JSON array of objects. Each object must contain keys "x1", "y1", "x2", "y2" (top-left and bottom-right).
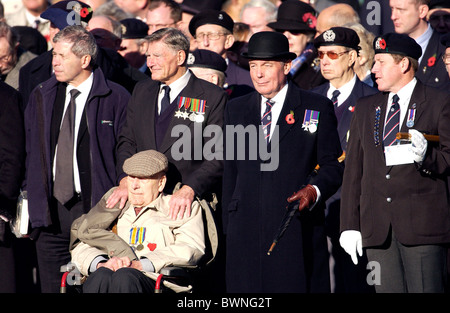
[
  {"x1": 140, "y1": 257, "x2": 155, "y2": 273},
  {"x1": 89, "y1": 255, "x2": 108, "y2": 274}
]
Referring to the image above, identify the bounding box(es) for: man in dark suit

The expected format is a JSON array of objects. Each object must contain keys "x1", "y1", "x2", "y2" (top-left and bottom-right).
[
  {"x1": 0, "y1": 81, "x2": 25, "y2": 292},
  {"x1": 390, "y1": 0, "x2": 449, "y2": 90},
  {"x1": 340, "y1": 33, "x2": 450, "y2": 292},
  {"x1": 312, "y1": 26, "x2": 378, "y2": 293},
  {"x1": 18, "y1": 0, "x2": 147, "y2": 108},
  {"x1": 23, "y1": 26, "x2": 130, "y2": 292},
  {"x1": 108, "y1": 28, "x2": 227, "y2": 292},
  {"x1": 222, "y1": 31, "x2": 344, "y2": 293}
]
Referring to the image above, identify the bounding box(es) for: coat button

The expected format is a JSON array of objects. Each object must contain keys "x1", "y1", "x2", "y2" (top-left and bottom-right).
[
  {"x1": 386, "y1": 174, "x2": 391, "y2": 180},
  {"x1": 387, "y1": 197, "x2": 392, "y2": 203}
]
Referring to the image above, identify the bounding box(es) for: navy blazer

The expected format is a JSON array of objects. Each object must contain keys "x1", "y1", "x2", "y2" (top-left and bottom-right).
[
  {"x1": 312, "y1": 78, "x2": 379, "y2": 151},
  {"x1": 223, "y1": 81, "x2": 344, "y2": 292}
]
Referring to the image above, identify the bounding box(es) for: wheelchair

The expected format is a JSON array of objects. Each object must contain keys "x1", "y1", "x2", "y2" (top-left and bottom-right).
[{"x1": 60, "y1": 194, "x2": 219, "y2": 293}]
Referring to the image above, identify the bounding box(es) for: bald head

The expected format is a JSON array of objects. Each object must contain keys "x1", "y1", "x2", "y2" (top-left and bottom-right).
[{"x1": 315, "y1": 3, "x2": 360, "y2": 37}]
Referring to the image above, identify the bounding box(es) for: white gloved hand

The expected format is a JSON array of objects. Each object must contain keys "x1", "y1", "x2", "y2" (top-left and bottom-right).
[
  {"x1": 339, "y1": 230, "x2": 362, "y2": 265},
  {"x1": 409, "y1": 129, "x2": 427, "y2": 163}
]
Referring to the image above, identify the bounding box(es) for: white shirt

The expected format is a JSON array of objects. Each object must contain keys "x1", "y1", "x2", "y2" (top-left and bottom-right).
[
  {"x1": 260, "y1": 83, "x2": 288, "y2": 142},
  {"x1": 53, "y1": 72, "x2": 94, "y2": 193},
  {"x1": 158, "y1": 70, "x2": 191, "y2": 115},
  {"x1": 385, "y1": 77, "x2": 417, "y2": 128},
  {"x1": 327, "y1": 74, "x2": 357, "y2": 107}
]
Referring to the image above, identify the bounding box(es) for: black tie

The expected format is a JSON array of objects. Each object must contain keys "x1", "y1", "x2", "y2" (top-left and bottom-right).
[
  {"x1": 54, "y1": 89, "x2": 80, "y2": 205},
  {"x1": 261, "y1": 99, "x2": 273, "y2": 143},
  {"x1": 160, "y1": 85, "x2": 171, "y2": 114},
  {"x1": 383, "y1": 94, "x2": 400, "y2": 147},
  {"x1": 331, "y1": 89, "x2": 340, "y2": 107}
]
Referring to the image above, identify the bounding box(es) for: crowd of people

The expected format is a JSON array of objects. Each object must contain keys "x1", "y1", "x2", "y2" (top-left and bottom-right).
[{"x1": 0, "y1": 0, "x2": 449, "y2": 294}]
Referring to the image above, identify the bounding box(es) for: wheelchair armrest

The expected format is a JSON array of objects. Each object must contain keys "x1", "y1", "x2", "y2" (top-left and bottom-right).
[{"x1": 159, "y1": 266, "x2": 189, "y2": 279}]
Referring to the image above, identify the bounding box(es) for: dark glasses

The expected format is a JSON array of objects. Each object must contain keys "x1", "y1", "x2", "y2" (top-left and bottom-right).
[{"x1": 318, "y1": 50, "x2": 349, "y2": 60}]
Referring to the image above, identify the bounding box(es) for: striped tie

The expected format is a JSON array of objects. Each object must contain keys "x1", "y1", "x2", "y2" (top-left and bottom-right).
[
  {"x1": 331, "y1": 89, "x2": 340, "y2": 107},
  {"x1": 261, "y1": 99, "x2": 273, "y2": 143},
  {"x1": 383, "y1": 94, "x2": 400, "y2": 147}
]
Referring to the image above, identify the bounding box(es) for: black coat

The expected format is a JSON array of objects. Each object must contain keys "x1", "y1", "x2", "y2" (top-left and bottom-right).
[{"x1": 223, "y1": 81, "x2": 344, "y2": 292}]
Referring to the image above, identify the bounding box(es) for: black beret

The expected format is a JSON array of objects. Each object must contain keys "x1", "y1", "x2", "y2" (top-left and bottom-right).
[
  {"x1": 120, "y1": 18, "x2": 149, "y2": 39},
  {"x1": 188, "y1": 9, "x2": 234, "y2": 36},
  {"x1": 314, "y1": 27, "x2": 360, "y2": 51},
  {"x1": 187, "y1": 49, "x2": 227, "y2": 72},
  {"x1": 373, "y1": 33, "x2": 422, "y2": 60},
  {"x1": 441, "y1": 32, "x2": 450, "y2": 48},
  {"x1": 41, "y1": 0, "x2": 92, "y2": 30}
]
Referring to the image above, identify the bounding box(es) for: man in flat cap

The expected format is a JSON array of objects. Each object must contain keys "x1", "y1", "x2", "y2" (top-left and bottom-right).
[
  {"x1": 189, "y1": 9, "x2": 254, "y2": 89},
  {"x1": 311, "y1": 26, "x2": 378, "y2": 293},
  {"x1": 222, "y1": 31, "x2": 344, "y2": 292},
  {"x1": 70, "y1": 150, "x2": 206, "y2": 293},
  {"x1": 340, "y1": 32, "x2": 450, "y2": 293}
]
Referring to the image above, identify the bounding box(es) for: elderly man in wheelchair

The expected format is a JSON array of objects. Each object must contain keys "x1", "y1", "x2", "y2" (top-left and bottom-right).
[{"x1": 67, "y1": 150, "x2": 208, "y2": 293}]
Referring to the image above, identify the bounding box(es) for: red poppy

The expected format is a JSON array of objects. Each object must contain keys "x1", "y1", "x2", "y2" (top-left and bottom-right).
[
  {"x1": 379, "y1": 39, "x2": 386, "y2": 49},
  {"x1": 79, "y1": 7, "x2": 90, "y2": 18},
  {"x1": 148, "y1": 243, "x2": 157, "y2": 251},
  {"x1": 427, "y1": 56, "x2": 436, "y2": 67},
  {"x1": 285, "y1": 113, "x2": 295, "y2": 124},
  {"x1": 302, "y1": 13, "x2": 317, "y2": 29}
]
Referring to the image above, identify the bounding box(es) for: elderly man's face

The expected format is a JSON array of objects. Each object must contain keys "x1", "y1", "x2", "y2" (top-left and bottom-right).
[
  {"x1": 0, "y1": 37, "x2": 16, "y2": 75},
  {"x1": 195, "y1": 24, "x2": 233, "y2": 58},
  {"x1": 249, "y1": 59, "x2": 290, "y2": 99},
  {"x1": 127, "y1": 174, "x2": 166, "y2": 207},
  {"x1": 146, "y1": 39, "x2": 185, "y2": 85},
  {"x1": 444, "y1": 47, "x2": 450, "y2": 77}
]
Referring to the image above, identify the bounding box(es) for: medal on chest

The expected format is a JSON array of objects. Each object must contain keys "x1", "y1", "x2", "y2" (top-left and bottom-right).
[
  {"x1": 175, "y1": 96, "x2": 206, "y2": 123},
  {"x1": 129, "y1": 227, "x2": 146, "y2": 251}
]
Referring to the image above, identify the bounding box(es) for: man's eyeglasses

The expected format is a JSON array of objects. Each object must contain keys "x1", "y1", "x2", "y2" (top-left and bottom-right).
[
  {"x1": 195, "y1": 32, "x2": 227, "y2": 41},
  {"x1": 318, "y1": 50, "x2": 350, "y2": 60},
  {"x1": 442, "y1": 53, "x2": 450, "y2": 64}
]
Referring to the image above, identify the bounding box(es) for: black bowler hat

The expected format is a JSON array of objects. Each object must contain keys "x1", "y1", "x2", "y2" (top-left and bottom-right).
[
  {"x1": 267, "y1": 0, "x2": 317, "y2": 33},
  {"x1": 373, "y1": 33, "x2": 422, "y2": 60},
  {"x1": 441, "y1": 32, "x2": 450, "y2": 48},
  {"x1": 314, "y1": 27, "x2": 360, "y2": 51},
  {"x1": 187, "y1": 49, "x2": 227, "y2": 73},
  {"x1": 188, "y1": 9, "x2": 234, "y2": 36},
  {"x1": 242, "y1": 31, "x2": 297, "y2": 60},
  {"x1": 41, "y1": 0, "x2": 92, "y2": 30},
  {"x1": 120, "y1": 18, "x2": 149, "y2": 39}
]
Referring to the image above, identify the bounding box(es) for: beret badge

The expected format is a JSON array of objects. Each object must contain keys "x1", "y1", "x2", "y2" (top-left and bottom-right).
[{"x1": 323, "y1": 29, "x2": 336, "y2": 42}]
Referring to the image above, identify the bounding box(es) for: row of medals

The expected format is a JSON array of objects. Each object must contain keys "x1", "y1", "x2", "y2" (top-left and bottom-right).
[{"x1": 174, "y1": 109, "x2": 205, "y2": 123}]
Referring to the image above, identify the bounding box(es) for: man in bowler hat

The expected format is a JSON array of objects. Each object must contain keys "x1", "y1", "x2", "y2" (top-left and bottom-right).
[
  {"x1": 222, "y1": 31, "x2": 344, "y2": 292},
  {"x1": 340, "y1": 33, "x2": 450, "y2": 292}
]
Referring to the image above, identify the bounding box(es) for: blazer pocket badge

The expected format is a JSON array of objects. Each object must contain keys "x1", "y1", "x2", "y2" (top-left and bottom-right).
[
  {"x1": 175, "y1": 96, "x2": 206, "y2": 123},
  {"x1": 302, "y1": 109, "x2": 320, "y2": 133},
  {"x1": 101, "y1": 120, "x2": 113, "y2": 126}
]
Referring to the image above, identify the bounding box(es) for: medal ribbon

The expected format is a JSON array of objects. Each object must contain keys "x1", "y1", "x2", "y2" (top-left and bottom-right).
[{"x1": 129, "y1": 227, "x2": 146, "y2": 245}]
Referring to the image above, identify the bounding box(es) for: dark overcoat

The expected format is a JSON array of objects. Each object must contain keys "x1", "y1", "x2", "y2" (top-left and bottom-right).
[{"x1": 223, "y1": 81, "x2": 344, "y2": 292}]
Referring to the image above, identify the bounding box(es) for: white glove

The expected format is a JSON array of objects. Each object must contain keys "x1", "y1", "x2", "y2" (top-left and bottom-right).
[
  {"x1": 409, "y1": 129, "x2": 427, "y2": 163},
  {"x1": 339, "y1": 230, "x2": 362, "y2": 265}
]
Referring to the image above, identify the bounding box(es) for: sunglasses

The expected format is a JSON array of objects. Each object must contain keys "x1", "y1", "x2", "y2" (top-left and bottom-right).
[{"x1": 318, "y1": 50, "x2": 349, "y2": 60}]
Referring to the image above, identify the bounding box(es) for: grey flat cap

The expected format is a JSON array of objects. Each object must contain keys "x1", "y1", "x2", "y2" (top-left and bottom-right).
[{"x1": 123, "y1": 150, "x2": 168, "y2": 177}]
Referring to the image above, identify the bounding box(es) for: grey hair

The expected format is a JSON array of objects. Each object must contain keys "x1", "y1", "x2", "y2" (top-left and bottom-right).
[
  {"x1": 147, "y1": 27, "x2": 189, "y2": 63},
  {"x1": 240, "y1": 0, "x2": 278, "y2": 23},
  {"x1": 53, "y1": 25, "x2": 98, "y2": 66}
]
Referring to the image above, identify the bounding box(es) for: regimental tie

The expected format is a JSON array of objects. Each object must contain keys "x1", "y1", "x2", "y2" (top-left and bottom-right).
[
  {"x1": 54, "y1": 89, "x2": 80, "y2": 205},
  {"x1": 383, "y1": 94, "x2": 400, "y2": 147},
  {"x1": 160, "y1": 85, "x2": 171, "y2": 114},
  {"x1": 261, "y1": 99, "x2": 274, "y2": 143},
  {"x1": 331, "y1": 89, "x2": 340, "y2": 108}
]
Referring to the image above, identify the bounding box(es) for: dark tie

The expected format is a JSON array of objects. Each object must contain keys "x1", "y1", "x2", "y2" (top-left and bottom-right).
[
  {"x1": 383, "y1": 94, "x2": 400, "y2": 147},
  {"x1": 160, "y1": 85, "x2": 171, "y2": 114},
  {"x1": 331, "y1": 89, "x2": 340, "y2": 107},
  {"x1": 261, "y1": 99, "x2": 273, "y2": 143},
  {"x1": 53, "y1": 89, "x2": 80, "y2": 205}
]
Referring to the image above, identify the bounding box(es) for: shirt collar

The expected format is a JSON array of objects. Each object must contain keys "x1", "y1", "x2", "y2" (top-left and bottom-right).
[
  {"x1": 160, "y1": 69, "x2": 191, "y2": 100},
  {"x1": 66, "y1": 72, "x2": 94, "y2": 96}
]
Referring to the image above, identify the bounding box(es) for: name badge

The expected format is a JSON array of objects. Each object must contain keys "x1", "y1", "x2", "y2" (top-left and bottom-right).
[{"x1": 385, "y1": 144, "x2": 415, "y2": 166}]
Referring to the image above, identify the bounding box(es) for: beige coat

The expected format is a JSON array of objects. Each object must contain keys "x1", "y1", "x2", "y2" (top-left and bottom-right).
[{"x1": 70, "y1": 187, "x2": 205, "y2": 291}]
